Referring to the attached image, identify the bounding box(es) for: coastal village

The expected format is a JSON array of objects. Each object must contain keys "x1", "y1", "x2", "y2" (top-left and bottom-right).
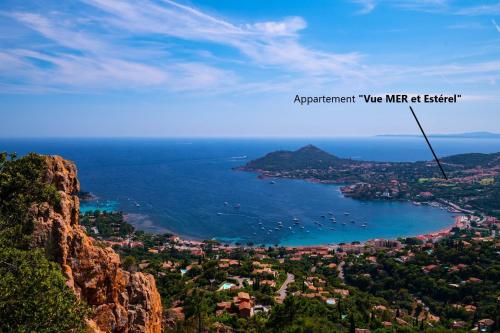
[
  {"x1": 83, "y1": 209, "x2": 500, "y2": 332},
  {"x1": 1, "y1": 151, "x2": 499, "y2": 333},
  {"x1": 74, "y1": 146, "x2": 500, "y2": 332},
  {"x1": 242, "y1": 145, "x2": 500, "y2": 220}
]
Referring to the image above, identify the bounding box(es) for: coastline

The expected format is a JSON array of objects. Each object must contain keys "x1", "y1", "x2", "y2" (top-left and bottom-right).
[
  {"x1": 118, "y1": 209, "x2": 464, "y2": 250},
  {"x1": 139, "y1": 214, "x2": 467, "y2": 252},
  {"x1": 81, "y1": 173, "x2": 470, "y2": 249}
]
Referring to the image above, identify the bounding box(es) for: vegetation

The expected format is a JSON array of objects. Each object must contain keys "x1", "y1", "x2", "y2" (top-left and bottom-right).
[
  {"x1": 0, "y1": 152, "x2": 89, "y2": 332},
  {"x1": 0, "y1": 247, "x2": 90, "y2": 333},
  {"x1": 0, "y1": 153, "x2": 60, "y2": 249},
  {"x1": 80, "y1": 210, "x2": 134, "y2": 238}
]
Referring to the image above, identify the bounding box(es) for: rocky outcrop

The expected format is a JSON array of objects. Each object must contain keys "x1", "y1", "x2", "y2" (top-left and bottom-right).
[{"x1": 30, "y1": 155, "x2": 162, "y2": 333}]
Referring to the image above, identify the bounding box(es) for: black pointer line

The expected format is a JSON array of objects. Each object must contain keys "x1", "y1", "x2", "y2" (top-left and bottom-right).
[{"x1": 409, "y1": 106, "x2": 448, "y2": 180}]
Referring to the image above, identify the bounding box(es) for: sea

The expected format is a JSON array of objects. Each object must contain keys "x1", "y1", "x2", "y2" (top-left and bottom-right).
[{"x1": 2, "y1": 137, "x2": 500, "y2": 246}]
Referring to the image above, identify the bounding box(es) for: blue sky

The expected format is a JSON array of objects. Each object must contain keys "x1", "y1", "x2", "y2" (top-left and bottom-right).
[{"x1": 0, "y1": 0, "x2": 499, "y2": 137}]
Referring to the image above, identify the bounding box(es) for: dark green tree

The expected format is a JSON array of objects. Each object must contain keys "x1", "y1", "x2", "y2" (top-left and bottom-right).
[{"x1": 0, "y1": 247, "x2": 90, "y2": 332}]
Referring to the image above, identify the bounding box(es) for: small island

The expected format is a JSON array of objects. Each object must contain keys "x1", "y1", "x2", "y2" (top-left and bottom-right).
[{"x1": 239, "y1": 145, "x2": 500, "y2": 218}]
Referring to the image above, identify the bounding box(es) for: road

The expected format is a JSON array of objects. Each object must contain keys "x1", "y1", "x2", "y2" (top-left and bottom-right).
[{"x1": 277, "y1": 273, "x2": 295, "y2": 301}]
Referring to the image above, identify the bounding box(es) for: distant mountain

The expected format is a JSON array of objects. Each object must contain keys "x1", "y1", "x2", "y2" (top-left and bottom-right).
[
  {"x1": 242, "y1": 144, "x2": 354, "y2": 171},
  {"x1": 442, "y1": 152, "x2": 500, "y2": 168},
  {"x1": 377, "y1": 132, "x2": 500, "y2": 139},
  {"x1": 242, "y1": 144, "x2": 500, "y2": 172}
]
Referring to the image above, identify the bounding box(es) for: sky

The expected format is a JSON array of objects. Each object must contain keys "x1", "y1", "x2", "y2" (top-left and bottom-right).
[{"x1": 0, "y1": 0, "x2": 500, "y2": 137}]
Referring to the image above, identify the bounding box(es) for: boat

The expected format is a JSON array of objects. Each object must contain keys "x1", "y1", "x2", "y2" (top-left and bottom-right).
[
  {"x1": 293, "y1": 217, "x2": 299, "y2": 221},
  {"x1": 234, "y1": 203, "x2": 241, "y2": 209},
  {"x1": 350, "y1": 220, "x2": 355, "y2": 224},
  {"x1": 217, "y1": 212, "x2": 223, "y2": 215},
  {"x1": 288, "y1": 227, "x2": 292, "y2": 230},
  {"x1": 342, "y1": 222, "x2": 346, "y2": 225},
  {"x1": 270, "y1": 181, "x2": 276, "y2": 184},
  {"x1": 362, "y1": 223, "x2": 367, "y2": 227},
  {"x1": 344, "y1": 212, "x2": 350, "y2": 216},
  {"x1": 224, "y1": 202, "x2": 229, "y2": 205}
]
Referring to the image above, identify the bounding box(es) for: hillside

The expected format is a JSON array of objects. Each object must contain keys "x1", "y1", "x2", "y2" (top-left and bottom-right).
[
  {"x1": 244, "y1": 145, "x2": 500, "y2": 171},
  {"x1": 0, "y1": 154, "x2": 162, "y2": 333},
  {"x1": 242, "y1": 144, "x2": 354, "y2": 171},
  {"x1": 441, "y1": 152, "x2": 500, "y2": 168}
]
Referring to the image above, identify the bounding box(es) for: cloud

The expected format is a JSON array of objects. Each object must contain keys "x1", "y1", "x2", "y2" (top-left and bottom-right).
[
  {"x1": 2, "y1": 0, "x2": 371, "y2": 93},
  {"x1": 10, "y1": 12, "x2": 105, "y2": 53},
  {"x1": 1, "y1": 0, "x2": 499, "y2": 94},
  {"x1": 247, "y1": 17, "x2": 307, "y2": 36},
  {"x1": 81, "y1": 0, "x2": 363, "y2": 77},
  {"x1": 351, "y1": 0, "x2": 377, "y2": 14},
  {"x1": 456, "y1": 3, "x2": 500, "y2": 15},
  {"x1": 351, "y1": 0, "x2": 449, "y2": 14},
  {"x1": 493, "y1": 19, "x2": 500, "y2": 32}
]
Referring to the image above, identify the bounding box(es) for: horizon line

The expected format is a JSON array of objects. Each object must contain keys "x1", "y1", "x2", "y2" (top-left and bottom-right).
[{"x1": 0, "y1": 132, "x2": 499, "y2": 140}]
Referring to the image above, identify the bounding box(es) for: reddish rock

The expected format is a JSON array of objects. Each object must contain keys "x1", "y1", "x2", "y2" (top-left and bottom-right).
[{"x1": 31, "y1": 156, "x2": 162, "y2": 333}]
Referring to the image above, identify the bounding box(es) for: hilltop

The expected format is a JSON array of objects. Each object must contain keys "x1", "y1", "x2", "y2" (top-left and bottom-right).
[{"x1": 242, "y1": 145, "x2": 354, "y2": 172}]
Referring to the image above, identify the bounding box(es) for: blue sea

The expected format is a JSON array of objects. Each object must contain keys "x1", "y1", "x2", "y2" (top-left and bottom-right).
[{"x1": 2, "y1": 137, "x2": 500, "y2": 246}]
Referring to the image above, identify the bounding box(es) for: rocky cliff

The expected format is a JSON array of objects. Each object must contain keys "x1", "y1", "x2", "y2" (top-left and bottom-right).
[{"x1": 30, "y1": 156, "x2": 162, "y2": 333}]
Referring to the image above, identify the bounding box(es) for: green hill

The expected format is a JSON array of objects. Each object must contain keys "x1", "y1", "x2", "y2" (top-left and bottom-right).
[{"x1": 243, "y1": 145, "x2": 351, "y2": 171}]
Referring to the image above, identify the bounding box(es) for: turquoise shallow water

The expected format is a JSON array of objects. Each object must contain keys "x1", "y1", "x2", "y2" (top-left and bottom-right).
[
  {"x1": 2, "y1": 137, "x2": 500, "y2": 245},
  {"x1": 80, "y1": 200, "x2": 118, "y2": 214}
]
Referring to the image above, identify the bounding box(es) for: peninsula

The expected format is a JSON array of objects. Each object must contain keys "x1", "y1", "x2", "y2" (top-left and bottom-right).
[{"x1": 239, "y1": 145, "x2": 500, "y2": 218}]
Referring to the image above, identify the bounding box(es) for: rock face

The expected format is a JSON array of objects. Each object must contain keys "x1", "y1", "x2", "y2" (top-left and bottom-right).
[{"x1": 30, "y1": 156, "x2": 162, "y2": 333}]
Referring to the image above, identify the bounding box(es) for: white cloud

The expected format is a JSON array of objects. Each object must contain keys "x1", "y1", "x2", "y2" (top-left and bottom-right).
[
  {"x1": 351, "y1": 0, "x2": 449, "y2": 14},
  {"x1": 2, "y1": 0, "x2": 371, "y2": 93},
  {"x1": 493, "y1": 19, "x2": 500, "y2": 33},
  {"x1": 456, "y1": 3, "x2": 500, "y2": 15},
  {"x1": 351, "y1": 0, "x2": 377, "y2": 14},
  {"x1": 247, "y1": 17, "x2": 307, "y2": 36},
  {"x1": 1, "y1": 0, "x2": 500, "y2": 94}
]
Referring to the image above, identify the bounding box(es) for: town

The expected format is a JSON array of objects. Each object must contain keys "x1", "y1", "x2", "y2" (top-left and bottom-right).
[{"x1": 81, "y1": 209, "x2": 500, "y2": 332}]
